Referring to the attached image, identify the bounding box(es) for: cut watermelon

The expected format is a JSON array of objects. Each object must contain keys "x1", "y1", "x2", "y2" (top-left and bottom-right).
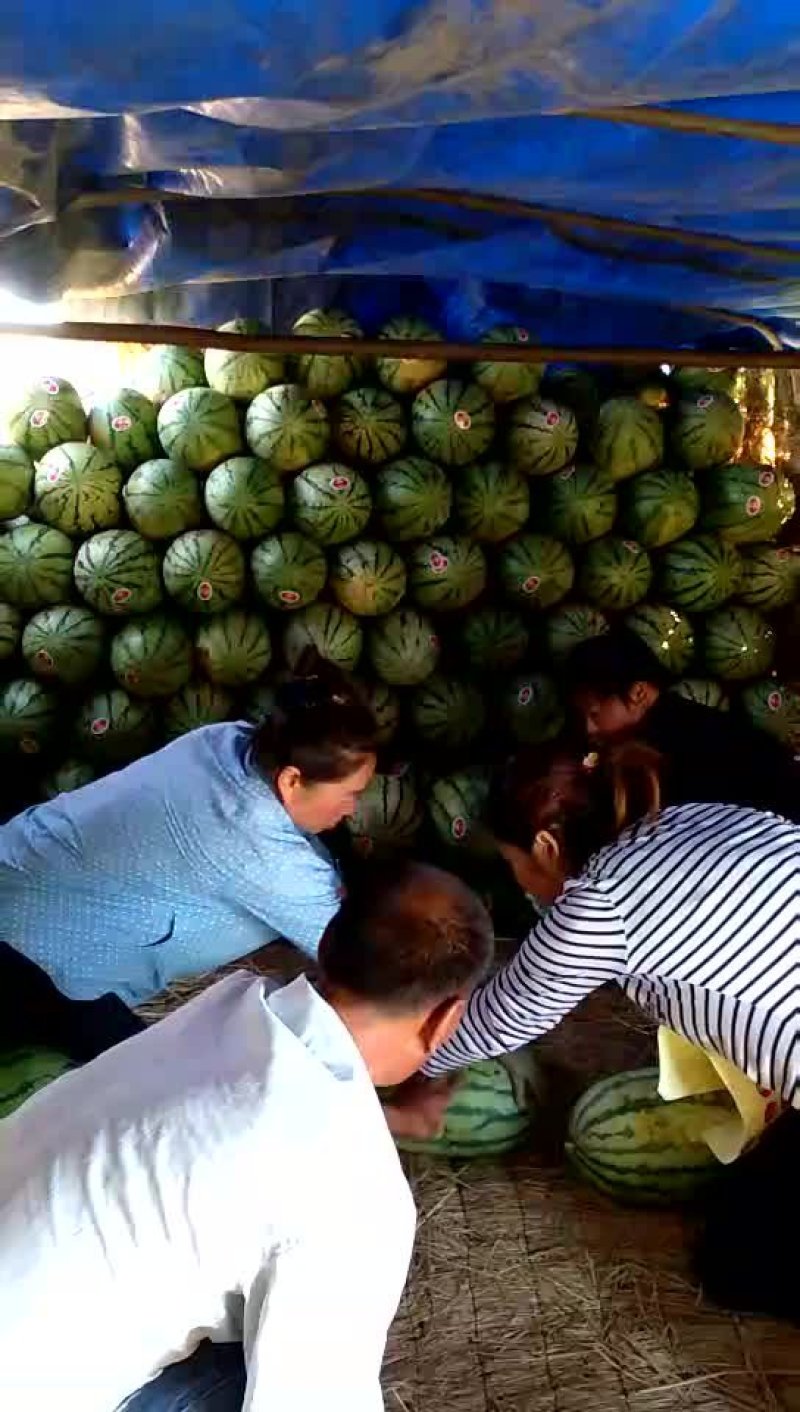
[
  {"x1": 498, "y1": 533, "x2": 575, "y2": 611},
  {"x1": 700, "y1": 463, "x2": 796, "y2": 544},
  {"x1": 373, "y1": 457, "x2": 452, "y2": 542},
  {"x1": 407, "y1": 536, "x2": 487, "y2": 612},
  {"x1": 460, "y1": 608, "x2": 529, "y2": 673},
  {"x1": 543, "y1": 463, "x2": 617, "y2": 544},
  {"x1": 346, "y1": 771, "x2": 423, "y2": 856},
  {"x1": 473, "y1": 325, "x2": 543, "y2": 403},
  {"x1": 501, "y1": 673, "x2": 564, "y2": 745},
  {"x1": 0, "y1": 445, "x2": 33, "y2": 520},
  {"x1": 0, "y1": 678, "x2": 58, "y2": 756},
  {"x1": 157, "y1": 388, "x2": 243, "y2": 473},
  {"x1": 75, "y1": 688, "x2": 156, "y2": 763},
  {"x1": 292, "y1": 308, "x2": 366, "y2": 398},
  {"x1": 88, "y1": 389, "x2": 159, "y2": 470},
  {"x1": 74, "y1": 530, "x2": 162, "y2": 616},
  {"x1": 737, "y1": 544, "x2": 798, "y2": 610},
  {"x1": 671, "y1": 678, "x2": 729, "y2": 711},
  {"x1": 0, "y1": 523, "x2": 74, "y2": 609},
  {"x1": 22, "y1": 605, "x2": 105, "y2": 685},
  {"x1": 412, "y1": 379, "x2": 495, "y2": 466},
  {"x1": 0, "y1": 602, "x2": 21, "y2": 661},
  {"x1": 626, "y1": 604, "x2": 695, "y2": 675},
  {"x1": 123, "y1": 458, "x2": 204, "y2": 540},
  {"x1": 110, "y1": 614, "x2": 194, "y2": 697},
  {"x1": 204, "y1": 456, "x2": 284, "y2": 541},
  {"x1": 508, "y1": 398, "x2": 579, "y2": 476},
  {"x1": 671, "y1": 392, "x2": 744, "y2": 471},
  {"x1": 162, "y1": 529, "x2": 245, "y2": 614},
  {"x1": 8, "y1": 377, "x2": 87, "y2": 459},
  {"x1": 411, "y1": 674, "x2": 485, "y2": 748},
  {"x1": 329, "y1": 540, "x2": 406, "y2": 617},
  {"x1": 283, "y1": 603, "x2": 363, "y2": 672},
  {"x1": 376, "y1": 317, "x2": 446, "y2": 395},
  {"x1": 34, "y1": 444, "x2": 123, "y2": 537},
  {"x1": 289, "y1": 463, "x2": 371, "y2": 546},
  {"x1": 204, "y1": 318, "x2": 284, "y2": 401},
  {"x1": 658, "y1": 534, "x2": 742, "y2": 612},
  {"x1": 544, "y1": 604, "x2": 609, "y2": 665},
  {"x1": 164, "y1": 681, "x2": 234, "y2": 740},
  {"x1": 739, "y1": 679, "x2": 800, "y2": 749},
  {"x1": 702, "y1": 606, "x2": 775, "y2": 680},
  {"x1": 593, "y1": 397, "x2": 663, "y2": 482},
  {"x1": 138, "y1": 346, "x2": 206, "y2": 406},
  {"x1": 251, "y1": 531, "x2": 327, "y2": 611},
  {"x1": 334, "y1": 387, "x2": 407, "y2": 465},
  {"x1": 245, "y1": 383, "x2": 330, "y2": 472},
  {"x1": 196, "y1": 609, "x2": 272, "y2": 686},
  {"x1": 579, "y1": 537, "x2": 653, "y2": 610},
  {"x1": 454, "y1": 462, "x2": 529, "y2": 542},
  {"x1": 620, "y1": 468, "x2": 699, "y2": 549},
  {"x1": 368, "y1": 607, "x2": 440, "y2": 685}
]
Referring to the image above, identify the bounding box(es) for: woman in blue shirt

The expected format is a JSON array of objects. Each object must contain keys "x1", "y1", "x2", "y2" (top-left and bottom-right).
[{"x1": 0, "y1": 667, "x2": 377, "y2": 1060}]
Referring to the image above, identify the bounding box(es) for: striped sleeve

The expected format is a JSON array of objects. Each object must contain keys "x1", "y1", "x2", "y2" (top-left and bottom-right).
[{"x1": 424, "y1": 882, "x2": 627, "y2": 1075}]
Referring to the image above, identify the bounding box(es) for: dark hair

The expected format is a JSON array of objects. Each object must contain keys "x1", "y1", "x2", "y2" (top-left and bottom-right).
[
  {"x1": 563, "y1": 627, "x2": 670, "y2": 699},
  {"x1": 318, "y1": 860, "x2": 493, "y2": 1013},
  {"x1": 488, "y1": 740, "x2": 663, "y2": 871},
  {"x1": 251, "y1": 655, "x2": 378, "y2": 784}
]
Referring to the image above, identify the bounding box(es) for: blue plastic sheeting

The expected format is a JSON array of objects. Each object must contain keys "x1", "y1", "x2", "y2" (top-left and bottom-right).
[{"x1": 2, "y1": 0, "x2": 800, "y2": 345}]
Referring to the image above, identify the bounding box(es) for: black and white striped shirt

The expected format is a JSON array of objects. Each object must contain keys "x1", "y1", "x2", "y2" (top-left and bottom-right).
[{"x1": 426, "y1": 803, "x2": 799, "y2": 1106}]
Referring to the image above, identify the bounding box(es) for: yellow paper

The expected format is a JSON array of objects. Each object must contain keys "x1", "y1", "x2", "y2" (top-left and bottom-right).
[{"x1": 657, "y1": 1027, "x2": 778, "y2": 1164}]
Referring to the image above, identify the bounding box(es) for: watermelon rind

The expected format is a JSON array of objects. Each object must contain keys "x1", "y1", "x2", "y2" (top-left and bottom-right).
[
  {"x1": 292, "y1": 307, "x2": 366, "y2": 398},
  {"x1": 0, "y1": 602, "x2": 21, "y2": 661},
  {"x1": 540, "y1": 365, "x2": 601, "y2": 434},
  {"x1": 427, "y1": 769, "x2": 490, "y2": 850},
  {"x1": 204, "y1": 318, "x2": 285, "y2": 401},
  {"x1": 0, "y1": 523, "x2": 75, "y2": 609},
  {"x1": 0, "y1": 1048, "x2": 73, "y2": 1119},
  {"x1": 670, "y1": 678, "x2": 729, "y2": 711},
  {"x1": 334, "y1": 387, "x2": 407, "y2": 465},
  {"x1": 544, "y1": 603, "x2": 609, "y2": 665},
  {"x1": 671, "y1": 392, "x2": 744, "y2": 472},
  {"x1": 283, "y1": 603, "x2": 363, "y2": 673},
  {"x1": 407, "y1": 536, "x2": 487, "y2": 613},
  {"x1": 346, "y1": 772, "x2": 423, "y2": 856},
  {"x1": 195, "y1": 609, "x2": 272, "y2": 687},
  {"x1": 376, "y1": 316, "x2": 446, "y2": 395},
  {"x1": 163, "y1": 681, "x2": 234, "y2": 740},
  {"x1": 657, "y1": 534, "x2": 742, "y2": 612},
  {"x1": 329, "y1": 540, "x2": 407, "y2": 617},
  {"x1": 0, "y1": 678, "x2": 58, "y2": 756},
  {"x1": 578, "y1": 537, "x2": 653, "y2": 611},
  {"x1": 123, "y1": 459, "x2": 204, "y2": 540},
  {"x1": 352, "y1": 678, "x2": 400, "y2": 746},
  {"x1": 702, "y1": 605, "x2": 776, "y2": 681},
  {"x1": 411, "y1": 674, "x2": 486, "y2": 748},
  {"x1": 412, "y1": 379, "x2": 496, "y2": 467},
  {"x1": 75, "y1": 687, "x2": 156, "y2": 764},
  {"x1": 0, "y1": 445, "x2": 33, "y2": 520},
  {"x1": 737, "y1": 544, "x2": 798, "y2": 610},
  {"x1": 396, "y1": 1057, "x2": 537, "y2": 1157},
  {"x1": 543, "y1": 463, "x2": 617, "y2": 545},
  {"x1": 368, "y1": 607, "x2": 440, "y2": 686},
  {"x1": 498, "y1": 533, "x2": 575, "y2": 611},
  {"x1": 138, "y1": 346, "x2": 206, "y2": 406},
  {"x1": 34, "y1": 443, "x2": 123, "y2": 537},
  {"x1": 8, "y1": 377, "x2": 87, "y2": 459},
  {"x1": 162, "y1": 529, "x2": 246, "y2": 615},
  {"x1": 22, "y1": 605, "x2": 105, "y2": 685},
  {"x1": 245, "y1": 383, "x2": 330, "y2": 473},
  {"x1": 204, "y1": 456, "x2": 284, "y2": 541},
  {"x1": 502, "y1": 672, "x2": 564, "y2": 745},
  {"x1": 74, "y1": 530, "x2": 163, "y2": 617},
  {"x1": 157, "y1": 387, "x2": 243, "y2": 473},
  {"x1": 460, "y1": 607, "x2": 529, "y2": 673},
  {"x1": 88, "y1": 389, "x2": 160, "y2": 471},
  {"x1": 41, "y1": 760, "x2": 96, "y2": 799},
  {"x1": 454, "y1": 461, "x2": 530, "y2": 542},
  {"x1": 110, "y1": 614, "x2": 194, "y2": 698},
  {"x1": 669, "y1": 367, "x2": 738, "y2": 399},
  {"x1": 620, "y1": 468, "x2": 699, "y2": 549},
  {"x1": 472, "y1": 325, "x2": 543, "y2": 404},
  {"x1": 373, "y1": 457, "x2": 452, "y2": 542},
  {"x1": 250, "y1": 531, "x2": 327, "y2": 612},
  {"x1": 593, "y1": 397, "x2": 663, "y2": 482},
  {"x1": 625, "y1": 604, "x2": 695, "y2": 675},
  {"x1": 700, "y1": 462, "x2": 795, "y2": 545},
  {"x1": 739, "y1": 679, "x2": 800, "y2": 749},
  {"x1": 289, "y1": 463, "x2": 372, "y2": 546},
  {"x1": 508, "y1": 397, "x2": 579, "y2": 477}
]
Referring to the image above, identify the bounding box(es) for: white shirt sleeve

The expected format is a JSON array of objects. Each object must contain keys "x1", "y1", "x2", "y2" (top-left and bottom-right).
[{"x1": 424, "y1": 881, "x2": 627, "y2": 1074}]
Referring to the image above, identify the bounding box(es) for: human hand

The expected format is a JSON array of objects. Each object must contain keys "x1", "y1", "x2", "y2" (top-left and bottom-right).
[{"x1": 382, "y1": 1074, "x2": 461, "y2": 1141}]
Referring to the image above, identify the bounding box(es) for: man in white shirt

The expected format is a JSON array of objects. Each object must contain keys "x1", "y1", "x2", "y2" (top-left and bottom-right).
[{"x1": 0, "y1": 861, "x2": 493, "y2": 1412}]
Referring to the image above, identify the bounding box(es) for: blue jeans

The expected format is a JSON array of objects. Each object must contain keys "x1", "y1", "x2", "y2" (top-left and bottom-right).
[{"x1": 122, "y1": 1341, "x2": 246, "y2": 1411}]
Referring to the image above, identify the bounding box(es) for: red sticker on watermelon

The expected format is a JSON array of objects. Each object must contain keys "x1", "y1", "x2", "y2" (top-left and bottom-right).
[
  {"x1": 111, "y1": 587, "x2": 132, "y2": 605},
  {"x1": 19, "y1": 735, "x2": 40, "y2": 755},
  {"x1": 331, "y1": 475, "x2": 350, "y2": 492},
  {"x1": 29, "y1": 409, "x2": 49, "y2": 429},
  {"x1": 111, "y1": 414, "x2": 132, "y2": 433},
  {"x1": 746, "y1": 495, "x2": 762, "y2": 517},
  {"x1": 429, "y1": 634, "x2": 439, "y2": 649},
  {"x1": 279, "y1": 589, "x2": 301, "y2": 605},
  {"x1": 697, "y1": 394, "x2": 715, "y2": 410},
  {"x1": 429, "y1": 551, "x2": 449, "y2": 574},
  {"x1": 545, "y1": 410, "x2": 561, "y2": 427},
  {"x1": 514, "y1": 327, "x2": 530, "y2": 343},
  {"x1": 758, "y1": 469, "x2": 775, "y2": 487},
  {"x1": 90, "y1": 717, "x2": 110, "y2": 736},
  {"x1": 623, "y1": 540, "x2": 640, "y2": 553},
  {"x1": 767, "y1": 690, "x2": 783, "y2": 712},
  {"x1": 46, "y1": 468, "x2": 61, "y2": 484},
  {"x1": 35, "y1": 649, "x2": 54, "y2": 671},
  {"x1": 42, "y1": 378, "x2": 60, "y2": 396},
  {"x1": 451, "y1": 816, "x2": 467, "y2": 841},
  {"x1": 197, "y1": 580, "x2": 214, "y2": 602},
  {"x1": 453, "y1": 410, "x2": 472, "y2": 431},
  {"x1": 517, "y1": 684, "x2": 533, "y2": 707},
  {"x1": 125, "y1": 669, "x2": 140, "y2": 687},
  {"x1": 522, "y1": 574, "x2": 541, "y2": 594}
]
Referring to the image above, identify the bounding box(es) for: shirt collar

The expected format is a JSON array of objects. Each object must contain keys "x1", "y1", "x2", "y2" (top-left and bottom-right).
[{"x1": 264, "y1": 975, "x2": 366, "y2": 1084}]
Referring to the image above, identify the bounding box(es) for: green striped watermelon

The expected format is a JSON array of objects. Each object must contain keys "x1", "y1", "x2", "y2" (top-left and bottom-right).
[
  {"x1": 74, "y1": 530, "x2": 162, "y2": 616},
  {"x1": 346, "y1": 771, "x2": 423, "y2": 856},
  {"x1": 620, "y1": 468, "x2": 700, "y2": 549},
  {"x1": 472, "y1": 325, "x2": 543, "y2": 404},
  {"x1": 110, "y1": 614, "x2": 193, "y2": 697},
  {"x1": 41, "y1": 759, "x2": 96, "y2": 798},
  {"x1": 502, "y1": 672, "x2": 564, "y2": 745},
  {"x1": 123, "y1": 459, "x2": 204, "y2": 540},
  {"x1": 593, "y1": 397, "x2": 664, "y2": 482},
  {"x1": 34, "y1": 444, "x2": 123, "y2": 537},
  {"x1": 8, "y1": 377, "x2": 87, "y2": 459},
  {"x1": 544, "y1": 604, "x2": 609, "y2": 665},
  {"x1": 670, "y1": 367, "x2": 737, "y2": 399},
  {"x1": 427, "y1": 769, "x2": 489, "y2": 849},
  {"x1": 329, "y1": 540, "x2": 406, "y2": 617},
  {"x1": 671, "y1": 678, "x2": 729, "y2": 711},
  {"x1": 700, "y1": 462, "x2": 795, "y2": 544},
  {"x1": 240, "y1": 681, "x2": 278, "y2": 725},
  {"x1": 163, "y1": 681, "x2": 234, "y2": 740},
  {"x1": 412, "y1": 379, "x2": 496, "y2": 467},
  {"x1": 498, "y1": 533, "x2": 575, "y2": 611},
  {"x1": 737, "y1": 544, "x2": 797, "y2": 610},
  {"x1": 454, "y1": 462, "x2": 530, "y2": 542},
  {"x1": 579, "y1": 537, "x2": 653, "y2": 610},
  {"x1": 292, "y1": 307, "x2": 366, "y2": 398},
  {"x1": 396, "y1": 1053, "x2": 540, "y2": 1157},
  {"x1": 567, "y1": 1068, "x2": 732, "y2": 1206},
  {"x1": 0, "y1": 445, "x2": 33, "y2": 520},
  {"x1": 289, "y1": 463, "x2": 371, "y2": 546},
  {"x1": 334, "y1": 387, "x2": 407, "y2": 465},
  {"x1": 739, "y1": 679, "x2": 800, "y2": 749},
  {"x1": 250, "y1": 531, "x2": 327, "y2": 611},
  {"x1": 157, "y1": 388, "x2": 243, "y2": 473},
  {"x1": 283, "y1": 603, "x2": 363, "y2": 672},
  {"x1": 88, "y1": 389, "x2": 160, "y2": 471},
  {"x1": 703, "y1": 605, "x2": 776, "y2": 680},
  {"x1": 459, "y1": 607, "x2": 529, "y2": 673},
  {"x1": 376, "y1": 316, "x2": 446, "y2": 395},
  {"x1": 138, "y1": 346, "x2": 206, "y2": 406},
  {"x1": 75, "y1": 687, "x2": 156, "y2": 763},
  {"x1": 543, "y1": 463, "x2": 617, "y2": 545},
  {"x1": 407, "y1": 536, "x2": 487, "y2": 612},
  {"x1": 540, "y1": 365, "x2": 601, "y2": 434},
  {"x1": 0, "y1": 678, "x2": 58, "y2": 756},
  {"x1": 195, "y1": 610, "x2": 271, "y2": 687},
  {"x1": 373, "y1": 457, "x2": 452, "y2": 542},
  {"x1": 368, "y1": 607, "x2": 440, "y2": 685},
  {"x1": 22, "y1": 605, "x2": 105, "y2": 685},
  {"x1": 626, "y1": 604, "x2": 695, "y2": 675},
  {"x1": 411, "y1": 674, "x2": 486, "y2": 748},
  {"x1": 0, "y1": 1048, "x2": 73, "y2": 1118},
  {"x1": 352, "y1": 678, "x2": 400, "y2": 746},
  {"x1": 0, "y1": 523, "x2": 74, "y2": 609},
  {"x1": 203, "y1": 318, "x2": 284, "y2": 401},
  {"x1": 658, "y1": 534, "x2": 742, "y2": 612},
  {"x1": 671, "y1": 392, "x2": 744, "y2": 471},
  {"x1": 204, "y1": 456, "x2": 283, "y2": 541},
  {"x1": 245, "y1": 383, "x2": 330, "y2": 472},
  {"x1": 508, "y1": 398, "x2": 579, "y2": 476},
  {"x1": 162, "y1": 530, "x2": 245, "y2": 614},
  {"x1": 0, "y1": 602, "x2": 21, "y2": 661}
]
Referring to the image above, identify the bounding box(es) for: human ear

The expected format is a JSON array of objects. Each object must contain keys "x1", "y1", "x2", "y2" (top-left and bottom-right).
[
  {"x1": 628, "y1": 680, "x2": 659, "y2": 712},
  {"x1": 419, "y1": 995, "x2": 465, "y2": 1058},
  {"x1": 532, "y1": 829, "x2": 561, "y2": 869}
]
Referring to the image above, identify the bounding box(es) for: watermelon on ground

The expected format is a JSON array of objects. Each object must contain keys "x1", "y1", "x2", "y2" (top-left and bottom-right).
[
  {"x1": 671, "y1": 392, "x2": 744, "y2": 471},
  {"x1": 245, "y1": 383, "x2": 330, "y2": 472},
  {"x1": 22, "y1": 606, "x2": 105, "y2": 685},
  {"x1": 508, "y1": 398, "x2": 579, "y2": 476},
  {"x1": 544, "y1": 603, "x2": 609, "y2": 665},
  {"x1": 454, "y1": 462, "x2": 530, "y2": 542},
  {"x1": 8, "y1": 377, "x2": 87, "y2": 459},
  {"x1": 334, "y1": 387, "x2": 407, "y2": 465},
  {"x1": 110, "y1": 614, "x2": 194, "y2": 697},
  {"x1": 737, "y1": 544, "x2": 798, "y2": 610},
  {"x1": 671, "y1": 678, "x2": 729, "y2": 711},
  {"x1": 411, "y1": 674, "x2": 486, "y2": 748},
  {"x1": 700, "y1": 463, "x2": 795, "y2": 544},
  {"x1": 74, "y1": 530, "x2": 162, "y2": 616},
  {"x1": 0, "y1": 445, "x2": 33, "y2": 520},
  {"x1": 204, "y1": 456, "x2": 283, "y2": 541},
  {"x1": 346, "y1": 771, "x2": 423, "y2": 856},
  {"x1": 579, "y1": 537, "x2": 653, "y2": 610},
  {"x1": 543, "y1": 463, "x2": 617, "y2": 545},
  {"x1": 352, "y1": 678, "x2": 400, "y2": 746},
  {"x1": 251, "y1": 531, "x2": 327, "y2": 611},
  {"x1": 76, "y1": 688, "x2": 156, "y2": 764},
  {"x1": 0, "y1": 602, "x2": 21, "y2": 661},
  {"x1": 373, "y1": 457, "x2": 452, "y2": 542},
  {"x1": 620, "y1": 468, "x2": 699, "y2": 549},
  {"x1": 502, "y1": 672, "x2": 564, "y2": 745},
  {"x1": 657, "y1": 535, "x2": 742, "y2": 612},
  {"x1": 88, "y1": 389, "x2": 160, "y2": 471},
  {"x1": 460, "y1": 607, "x2": 529, "y2": 673},
  {"x1": 625, "y1": 604, "x2": 695, "y2": 675},
  {"x1": 0, "y1": 1048, "x2": 73, "y2": 1119},
  {"x1": 289, "y1": 463, "x2": 372, "y2": 546},
  {"x1": 472, "y1": 325, "x2": 543, "y2": 404},
  {"x1": 157, "y1": 388, "x2": 243, "y2": 473},
  {"x1": 292, "y1": 307, "x2": 366, "y2": 398},
  {"x1": 368, "y1": 608, "x2": 440, "y2": 686},
  {"x1": 196, "y1": 610, "x2": 272, "y2": 687},
  {"x1": 283, "y1": 603, "x2": 363, "y2": 672},
  {"x1": 328, "y1": 540, "x2": 406, "y2": 617},
  {"x1": 162, "y1": 530, "x2": 246, "y2": 614},
  {"x1": 376, "y1": 316, "x2": 446, "y2": 395},
  {"x1": 593, "y1": 397, "x2": 663, "y2": 482},
  {"x1": 138, "y1": 345, "x2": 206, "y2": 406},
  {"x1": 498, "y1": 534, "x2": 575, "y2": 611},
  {"x1": 204, "y1": 318, "x2": 284, "y2": 401},
  {"x1": 407, "y1": 536, "x2": 487, "y2": 612},
  {"x1": 739, "y1": 679, "x2": 800, "y2": 749},
  {"x1": 163, "y1": 681, "x2": 234, "y2": 740},
  {"x1": 412, "y1": 379, "x2": 496, "y2": 467},
  {"x1": 34, "y1": 444, "x2": 123, "y2": 537},
  {"x1": 0, "y1": 523, "x2": 74, "y2": 609},
  {"x1": 396, "y1": 1054, "x2": 540, "y2": 1158},
  {"x1": 703, "y1": 605, "x2": 775, "y2": 680},
  {"x1": 427, "y1": 769, "x2": 490, "y2": 849},
  {"x1": 0, "y1": 678, "x2": 58, "y2": 756},
  {"x1": 123, "y1": 459, "x2": 204, "y2": 540},
  {"x1": 41, "y1": 760, "x2": 96, "y2": 799}
]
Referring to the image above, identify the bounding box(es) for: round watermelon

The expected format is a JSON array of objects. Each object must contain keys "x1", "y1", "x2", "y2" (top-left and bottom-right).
[
  {"x1": 245, "y1": 383, "x2": 330, "y2": 473},
  {"x1": 700, "y1": 463, "x2": 796, "y2": 544},
  {"x1": 412, "y1": 379, "x2": 495, "y2": 467},
  {"x1": 369, "y1": 608, "x2": 440, "y2": 686},
  {"x1": 240, "y1": 680, "x2": 278, "y2": 725},
  {"x1": 454, "y1": 462, "x2": 530, "y2": 542},
  {"x1": 329, "y1": 540, "x2": 406, "y2": 617},
  {"x1": 196, "y1": 610, "x2": 272, "y2": 687},
  {"x1": 472, "y1": 325, "x2": 542, "y2": 403},
  {"x1": 204, "y1": 456, "x2": 283, "y2": 541},
  {"x1": 352, "y1": 678, "x2": 400, "y2": 746},
  {"x1": 593, "y1": 397, "x2": 664, "y2": 482},
  {"x1": 0, "y1": 602, "x2": 21, "y2": 661},
  {"x1": 498, "y1": 533, "x2": 575, "y2": 611},
  {"x1": 396, "y1": 1054, "x2": 540, "y2": 1158},
  {"x1": 251, "y1": 531, "x2": 327, "y2": 611},
  {"x1": 88, "y1": 389, "x2": 160, "y2": 471},
  {"x1": 74, "y1": 530, "x2": 162, "y2": 616},
  {"x1": 540, "y1": 365, "x2": 601, "y2": 434},
  {"x1": 626, "y1": 604, "x2": 695, "y2": 675},
  {"x1": 671, "y1": 678, "x2": 729, "y2": 711},
  {"x1": 0, "y1": 523, "x2": 74, "y2": 609},
  {"x1": 110, "y1": 614, "x2": 193, "y2": 697},
  {"x1": 411, "y1": 674, "x2": 486, "y2": 748},
  {"x1": 658, "y1": 535, "x2": 742, "y2": 612},
  {"x1": 123, "y1": 459, "x2": 204, "y2": 540},
  {"x1": 508, "y1": 398, "x2": 579, "y2": 477},
  {"x1": 544, "y1": 463, "x2": 617, "y2": 544},
  {"x1": 42, "y1": 759, "x2": 96, "y2": 799},
  {"x1": 671, "y1": 392, "x2": 744, "y2": 471},
  {"x1": 0, "y1": 1047, "x2": 74, "y2": 1118},
  {"x1": 502, "y1": 672, "x2": 564, "y2": 745},
  {"x1": 620, "y1": 468, "x2": 700, "y2": 549},
  {"x1": 292, "y1": 307, "x2": 366, "y2": 398},
  {"x1": 157, "y1": 388, "x2": 243, "y2": 473},
  {"x1": 460, "y1": 607, "x2": 529, "y2": 673},
  {"x1": 289, "y1": 463, "x2": 371, "y2": 546},
  {"x1": 138, "y1": 345, "x2": 206, "y2": 406},
  {"x1": 22, "y1": 605, "x2": 105, "y2": 685},
  {"x1": 376, "y1": 316, "x2": 446, "y2": 395},
  {"x1": 544, "y1": 603, "x2": 609, "y2": 665},
  {"x1": 162, "y1": 529, "x2": 245, "y2": 614},
  {"x1": 427, "y1": 769, "x2": 489, "y2": 849},
  {"x1": 75, "y1": 687, "x2": 156, "y2": 764},
  {"x1": 739, "y1": 679, "x2": 800, "y2": 749},
  {"x1": 334, "y1": 387, "x2": 407, "y2": 465},
  {"x1": 373, "y1": 457, "x2": 452, "y2": 542},
  {"x1": 702, "y1": 606, "x2": 776, "y2": 681},
  {"x1": 163, "y1": 681, "x2": 234, "y2": 740},
  {"x1": 670, "y1": 367, "x2": 737, "y2": 399},
  {"x1": 283, "y1": 603, "x2": 363, "y2": 672},
  {"x1": 204, "y1": 318, "x2": 284, "y2": 401},
  {"x1": 346, "y1": 770, "x2": 423, "y2": 856},
  {"x1": 0, "y1": 445, "x2": 33, "y2": 520},
  {"x1": 8, "y1": 377, "x2": 86, "y2": 459},
  {"x1": 579, "y1": 538, "x2": 653, "y2": 610},
  {"x1": 407, "y1": 536, "x2": 487, "y2": 612},
  {"x1": 737, "y1": 544, "x2": 797, "y2": 610},
  {"x1": 0, "y1": 678, "x2": 58, "y2": 756},
  {"x1": 34, "y1": 444, "x2": 123, "y2": 537}
]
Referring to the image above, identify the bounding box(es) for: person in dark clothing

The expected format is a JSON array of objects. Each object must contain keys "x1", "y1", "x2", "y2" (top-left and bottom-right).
[{"x1": 563, "y1": 627, "x2": 799, "y2": 822}]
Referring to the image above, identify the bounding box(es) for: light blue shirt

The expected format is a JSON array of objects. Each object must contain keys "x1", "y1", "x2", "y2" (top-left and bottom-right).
[{"x1": 0, "y1": 724, "x2": 341, "y2": 1004}]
